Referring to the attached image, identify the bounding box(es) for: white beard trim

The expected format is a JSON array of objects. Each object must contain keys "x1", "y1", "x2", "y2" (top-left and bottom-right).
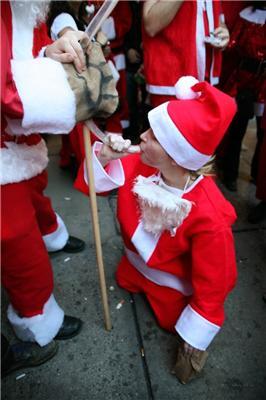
[
  {"x1": 12, "y1": 1, "x2": 50, "y2": 27},
  {"x1": 133, "y1": 175, "x2": 193, "y2": 237}
]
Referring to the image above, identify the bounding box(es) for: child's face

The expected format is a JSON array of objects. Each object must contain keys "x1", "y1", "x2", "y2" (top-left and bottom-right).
[{"x1": 139, "y1": 128, "x2": 171, "y2": 169}]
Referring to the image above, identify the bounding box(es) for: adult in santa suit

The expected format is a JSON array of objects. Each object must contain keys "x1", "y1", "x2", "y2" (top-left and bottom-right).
[
  {"x1": 1, "y1": 0, "x2": 91, "y2": 352},
  {"x1": 75, "y1": 76, "x2": 237, "y2": 383},
  {"x1": 142, "y1": 0, "x2": 230, "y2": 108}
]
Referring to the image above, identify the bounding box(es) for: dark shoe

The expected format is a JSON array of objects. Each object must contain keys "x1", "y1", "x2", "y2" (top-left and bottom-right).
[
  {"x1": 223, "y1": 179, "x2": 237, "y2": 192},
  {"x1": 55, "y1": 316, "x2": 82, "y2": 340},
  {"x1": 248, "y1": 202, "x2": 266, "y2": 224},
  {"x1": 2, "y1": 340, "x2": 58, "y2": 378},
  {"x1": 62, "y1": 236, "x2": 85, "y2": 253}
]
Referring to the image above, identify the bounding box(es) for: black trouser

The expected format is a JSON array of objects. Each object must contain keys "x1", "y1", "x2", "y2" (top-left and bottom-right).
[{"x1": 222, "y1": 89, "x2": 263, "y2": 182}]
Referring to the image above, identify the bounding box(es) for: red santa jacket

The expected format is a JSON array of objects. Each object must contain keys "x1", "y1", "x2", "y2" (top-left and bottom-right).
[
  {"x1": 100, "y1": 1, "x2": 132, "y2": 71},
  {"x1": 222, "y1": 6, "x2": 266, "y2": 107},
  {"x1": 1, "y1": 1, "x2": 76, "y2": 185},
  {"x1": 142, "y1": 0, "x2": 222, "y2": 95},
  {"x1": 75, "y1": 143, "x2": 237, "y2": 350}
]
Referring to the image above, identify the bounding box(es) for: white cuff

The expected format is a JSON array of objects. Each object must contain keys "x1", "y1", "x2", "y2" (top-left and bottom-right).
[
  {"x1": 11, "y1": 57, "x2": 76, "y2": 135},
  {"x1": 175, "y1": 305, "x2": 220, "y2": 350},
  {"x1": 43, "y1": 214, "x2": 69, "y2": 252},
  {"x1": 7, "y1": 294, "x2": 64, "y2": 347},
  {"x1": 84, "y1": 141, "x2": 125, "y2": 192},
  {"x1": 38, "y1": 46, "x2": 47, "y2": 58},
  {"x1": 101, "y1": 17, "x2": 116, "y2": 40},
  {"x1": 50, "y1": 13, "x2": 78, "y2": 40}
]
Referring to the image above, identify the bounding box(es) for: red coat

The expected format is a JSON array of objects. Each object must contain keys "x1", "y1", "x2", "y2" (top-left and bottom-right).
[
  {"x1": 1, "y1": 1, "x2": 76, "y2": 185},
  {"x1": 223, "y1": 7, "x2": 266, "y2": 104},
  {"x1": 142, "y1": 0, "x2": 222, "y2": 95},
  {"x1": 75, "y1": 144, "x2": 237, "y2": 350}
]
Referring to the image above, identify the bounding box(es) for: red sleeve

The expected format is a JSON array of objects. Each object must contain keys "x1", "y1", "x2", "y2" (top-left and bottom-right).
[
  {"x1": 33, "y1": 23, "x2": 53, "y2": 57},
  {"x1": 190, "y1": 228, "x2": 237, "y2": 326},
  {"x1": 1, "y1": 1, "x2": 24, "y2": 120},
  {"x1": 112, "y1": 2, "x2": 132, "y2": 45}
]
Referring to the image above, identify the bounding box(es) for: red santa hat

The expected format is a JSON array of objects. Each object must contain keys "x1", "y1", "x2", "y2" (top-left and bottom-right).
[{"x1": 148, "y1": 76, "x2": 237, "y2": 171}]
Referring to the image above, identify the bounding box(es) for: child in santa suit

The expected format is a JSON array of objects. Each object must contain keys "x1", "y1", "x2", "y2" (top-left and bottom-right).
[{"x1": 75, "y1": 76, "x2": 237, "y2": 383}]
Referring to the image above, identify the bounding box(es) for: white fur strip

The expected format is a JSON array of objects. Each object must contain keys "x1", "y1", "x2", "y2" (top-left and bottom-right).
[
  {"x1": 133, "y1": 175, "x2": 192, "y2": 236},
  {"x1": 11, "y1": 57, "x2": 76, "y2": 135},
  {"x1": 0, "y1": 140, "x2": 48, "y2": 185},
  {"x1": 43, "y1": 213, "x2": 69, "y2": 252},
  {"x1": 7, "y1": 294, "x2": 64, "y2": 347}
]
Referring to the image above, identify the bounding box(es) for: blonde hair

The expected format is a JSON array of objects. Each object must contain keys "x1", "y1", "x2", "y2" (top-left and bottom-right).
[{"x1": 189, "y1": 156, "x2": 216, "y2": 180}]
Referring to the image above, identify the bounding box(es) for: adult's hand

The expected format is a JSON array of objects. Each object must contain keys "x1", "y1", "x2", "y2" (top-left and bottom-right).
[
  {"x1": 98, "y1": 134, "x2": 133, "y2": 167},
  {"x1": 45, "y1": 31, "x2": 91, "y2": 73},
  {"x1": 211, "y1": 25, "x2": 230, "y2": 50}
]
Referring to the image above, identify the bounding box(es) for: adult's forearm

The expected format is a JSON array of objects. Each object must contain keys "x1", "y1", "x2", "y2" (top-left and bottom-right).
[{"x1": 143, "y1": 0, "x2": 184, "y2": 37}]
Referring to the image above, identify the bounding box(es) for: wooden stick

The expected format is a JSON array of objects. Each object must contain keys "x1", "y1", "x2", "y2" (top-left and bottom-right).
[{"x1": 83, "y1": 124, "x2": 112, "y2": 331}]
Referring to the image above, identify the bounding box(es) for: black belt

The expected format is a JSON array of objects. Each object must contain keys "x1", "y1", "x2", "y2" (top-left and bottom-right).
[{"x1": 239, "y1": 57, "x2": 266, "y2": 76}]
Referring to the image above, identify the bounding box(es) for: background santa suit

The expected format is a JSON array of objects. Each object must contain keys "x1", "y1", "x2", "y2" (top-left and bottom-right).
[
  {"x1": 101, "y1": 1, "x2": 132, "y2": 133},
  {"x1": 75, "y1": 144, "x2": 237, "y2": 350},
  {"x1": 1, "y1": 2, "x2": 77, "y2": 346},
  {"x1": 220, "y1": 7, "x2": 266, "y2": 184},
  {"x1": 142, "y1": 0, "x2": 223, "y2": 107}
]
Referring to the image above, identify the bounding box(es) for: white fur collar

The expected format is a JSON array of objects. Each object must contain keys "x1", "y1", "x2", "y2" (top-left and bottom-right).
[
  {"x1": 240, "y1": 7, "x2": 266, "y2": 24},
  {"x1": 133, "y1": 175, "x2": 193, "y2": 237}
]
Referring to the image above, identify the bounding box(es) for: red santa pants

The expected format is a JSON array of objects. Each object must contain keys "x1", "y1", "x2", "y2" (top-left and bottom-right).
[
  {"x1": 116, "y1": 256, "x2": 188, "y2": 333},
  {"x1": 1, "y1": 171, "x2": 56, "y2": 317},
  {"x1": 150, "y1": 94, "x2": 175, "y2": 108}
]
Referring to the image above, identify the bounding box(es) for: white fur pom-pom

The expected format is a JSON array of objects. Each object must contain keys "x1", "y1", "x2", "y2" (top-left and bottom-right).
[
  {"x1": 86, "y1": 4, "x2": 95, "y2": 15},
  {"x1": 174, "y1": 76, "x2": 200, "y2": 100}
]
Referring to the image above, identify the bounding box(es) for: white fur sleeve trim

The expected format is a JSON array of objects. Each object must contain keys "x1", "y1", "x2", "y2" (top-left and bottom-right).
[
  {"x1": 50, "y1": 13, "x2": 78, "y2": 40},
  {"x1": 101, "y1": 17, "x2": 116, "y2": 40},
  {"x1": 0, "y1": 140, "x2": 48, "y2": 185},
  {"x1": 7, "y1": 294, "x2": 64, "y2": 347},
  {"x1": 84, "y1": 141, "x2": 125, "y2": 192},
  {"x1": 43, "y1": 214, "x2": 69, "y2": 252},
  {"x1": 175, "y1": 305, "x2": 220, "y2": 350},
  {"x1": 11, "y1": 57, "x2": 76, "y2": 135}
]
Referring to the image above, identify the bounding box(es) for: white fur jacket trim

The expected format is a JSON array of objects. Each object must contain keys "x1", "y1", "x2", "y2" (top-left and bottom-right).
[{"x1": 0, "y1": 140, "x2": 48, "y2": 185}]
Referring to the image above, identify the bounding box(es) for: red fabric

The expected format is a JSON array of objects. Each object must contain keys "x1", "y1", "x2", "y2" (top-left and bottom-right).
[
  {"x1": 1, "y1": 1, "x2": 24, "y2": 125},
  {"x1": 1, "y1": 3, "x2": 57, "y2": 318},
  {"x1": 222, "y1": 9, "x2": 266, "y2": 103},
  {"x1": 33, "y1": 22, "x2": 52, "y2": 57},
  {"x1": 150, "y1": 94, "x2": 174, "y2": 108},
  {"x1": 109, "y1": 1, "x2": 132, "y2": 52},
  {"x1": 75, "y1": 154, "x2": 237, "y2": 330},
  {"x1": 1, "y1": 173, "x2": 54, "y2": 317},
  {"x1": 142, "y1": 1, "x2": 222, "y2": 89},
  {"x1": 116, "y1": 256, "x2": 188, "y2": 332},
  {"x1": 218, "y1": 1, "x2": 248, "y2": 89},
  {"x1": 167, "y1": 82, "x2": 237, "y2": 155}
]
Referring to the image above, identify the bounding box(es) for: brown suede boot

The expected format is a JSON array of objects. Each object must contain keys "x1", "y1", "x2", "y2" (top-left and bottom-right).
[{"x1": 172, "y1": 345, "x2": 208, "y2": 384}]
